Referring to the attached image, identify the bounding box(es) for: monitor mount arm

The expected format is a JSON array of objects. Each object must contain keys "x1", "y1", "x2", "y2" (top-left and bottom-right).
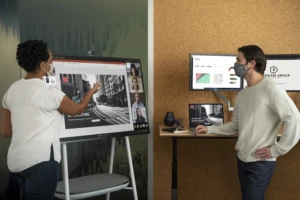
[{"x1": 213, "y1": 90, "x2": 234, "y2": 111}]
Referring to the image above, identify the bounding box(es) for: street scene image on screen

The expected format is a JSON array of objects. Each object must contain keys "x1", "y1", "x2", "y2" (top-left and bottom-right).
[
  {"x1": 60, "y1": 73, "x2": 131, "y2": 129},
  {"x1": 189, "y1": 104, "x2": 224, "y2": 126}
]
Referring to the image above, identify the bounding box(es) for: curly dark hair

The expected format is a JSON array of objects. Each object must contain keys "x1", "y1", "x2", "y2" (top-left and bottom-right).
[
  {"x1": 16, "y1": 40, "x2": 50, "y2": 73},
  {"x1": 238, "y1": 45, "x2": 267, "y2": 75}
]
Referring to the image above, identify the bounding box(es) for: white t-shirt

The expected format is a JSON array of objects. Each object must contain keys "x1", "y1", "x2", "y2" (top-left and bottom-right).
[
  {"x1": 208, "y1": 78, "x2": 300, "y2": 162},
  {"x1": 2, "y1": 78, "x2": 65, "y2": 172}
]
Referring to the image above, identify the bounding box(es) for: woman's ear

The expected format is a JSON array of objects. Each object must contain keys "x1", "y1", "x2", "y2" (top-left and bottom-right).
[{"x1": 40, "y1": 62, "x2": 45, "y2": 70}]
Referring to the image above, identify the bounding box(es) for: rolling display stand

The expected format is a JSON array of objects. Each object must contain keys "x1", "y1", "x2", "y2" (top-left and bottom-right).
[
  {"x1": 213, "y1": 90, "x2": 234, "y2": 111},
  {"x1": 55, "y1": 136, "x2": 138, "y2": 200}
]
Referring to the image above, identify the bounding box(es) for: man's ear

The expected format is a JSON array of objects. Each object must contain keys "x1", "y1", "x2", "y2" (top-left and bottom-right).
[{"x1": 250, "y1": 60, "x2": 256, "y2": 68}]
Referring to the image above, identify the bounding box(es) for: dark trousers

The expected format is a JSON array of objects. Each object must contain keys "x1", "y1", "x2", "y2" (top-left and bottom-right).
[
  {"x1": 4, "y1": 146, "x2": 59, "y2": 200},
  {"x1": 238, "y1": 158, "x2": 276, "y2": 200}
]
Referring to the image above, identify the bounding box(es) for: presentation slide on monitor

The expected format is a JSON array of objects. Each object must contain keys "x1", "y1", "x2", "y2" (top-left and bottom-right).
[
  {"x1": 243, "y1": 59, "x2": 300, "y2": 91},
  {"x1": 192, "y1": 55, "x2": 241, "y2": 90},
  {"x1": 54, "y1": 60, "x2": 134, "y2": 139}
]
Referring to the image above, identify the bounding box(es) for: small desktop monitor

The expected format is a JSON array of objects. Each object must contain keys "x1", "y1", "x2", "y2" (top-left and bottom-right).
[
  {"x1": 189, "y1": 104, "x2": 224, "y2": 128},
  {"x1": 243, "y1": 54, "x2": 300, "y2": 91},
  {"x1": 189, "y1": 54, "x2": 242, "y2": 91}
]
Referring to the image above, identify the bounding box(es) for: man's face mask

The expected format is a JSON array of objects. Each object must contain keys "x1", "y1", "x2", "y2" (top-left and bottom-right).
[{"x1": 234, "y1": 62, "x2": 251, "y2": 77}]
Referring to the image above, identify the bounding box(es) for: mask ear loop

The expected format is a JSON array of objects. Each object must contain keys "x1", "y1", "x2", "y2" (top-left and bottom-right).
[
  {"x1": 40, "y1": 62, "x2": 48, "y2": 73},
  {"x1": 41, "y1": 64, "x2": 49, "y2": 73},
  {"x1": 41, "y1": 62, "x2": 53, "y2": 76},
  {"x1": 245, "y1": 61, "x2": 252, "y2": 71}
]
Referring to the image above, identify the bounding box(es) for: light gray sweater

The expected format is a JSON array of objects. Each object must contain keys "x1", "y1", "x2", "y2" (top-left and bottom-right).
[{"x1": 208, "y1": 77, "x2": 300, "y2": 162}]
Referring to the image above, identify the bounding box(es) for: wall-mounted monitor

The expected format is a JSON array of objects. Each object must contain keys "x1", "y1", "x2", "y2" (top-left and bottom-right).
[
  {"x1": 52, "y1": 56, "x2": 149, "y2": 142},
  {"x1": 189, "y1": 54, "x2": 242, "y2": 91},
  {"x1": 243, "y1": 54, "x2": 300, "y2": 92},
  {"x1": 189, "y1": 103, "x2": 224, "y2": 127}
]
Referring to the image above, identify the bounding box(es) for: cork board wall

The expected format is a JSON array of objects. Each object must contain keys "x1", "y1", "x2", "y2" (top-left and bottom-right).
[{"x1": 154, "y1": 0, "x2": 300, "y2": 199}]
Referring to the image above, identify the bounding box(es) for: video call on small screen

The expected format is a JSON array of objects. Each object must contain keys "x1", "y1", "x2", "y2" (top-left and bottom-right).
[{"x1": 126, "y1": 62, "x2": 148, "y2": 130}]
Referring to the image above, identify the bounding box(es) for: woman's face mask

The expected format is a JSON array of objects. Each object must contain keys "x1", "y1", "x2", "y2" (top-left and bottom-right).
[{"x1": 42, "y1": 62, "x2": 54, "y2": 76}]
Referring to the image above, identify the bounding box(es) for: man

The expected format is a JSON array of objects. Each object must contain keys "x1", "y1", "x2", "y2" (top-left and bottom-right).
[
  {"x1": 132, "y1": 93, "x2": 144, "y2": 108},
  {"x1": 196, "y1": 45, "x2": 300, "y2": 200}
]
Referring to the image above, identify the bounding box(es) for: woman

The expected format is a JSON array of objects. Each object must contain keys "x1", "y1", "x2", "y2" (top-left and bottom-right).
[
  {"x1": 0, "y1": 40, "x2": 100, "y2": 200},
  {"x1": 130, "y1": 63, "x2": 139, "y2": 78},
  {"x1": 136, "y1": 108, "x2": 145, "y2": 123}
]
